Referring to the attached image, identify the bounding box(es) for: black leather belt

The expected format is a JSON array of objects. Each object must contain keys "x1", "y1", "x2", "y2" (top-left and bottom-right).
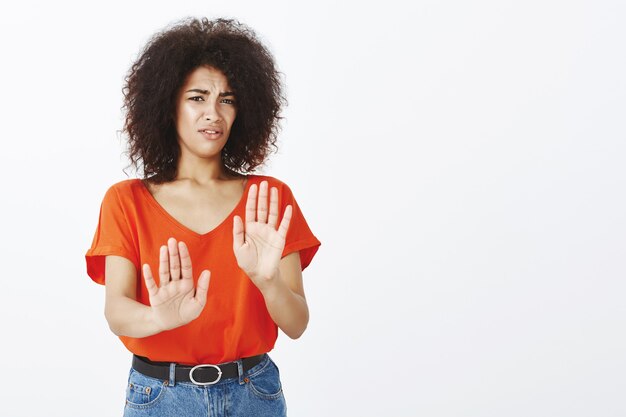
[{"x1": 132, "y1": 354, "x2": 265, "y2": 386}]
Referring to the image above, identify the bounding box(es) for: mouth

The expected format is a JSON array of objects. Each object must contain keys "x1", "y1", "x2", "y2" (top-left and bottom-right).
[{"x1": 199, "y1": 129, "x2": 223, "y2": 140}]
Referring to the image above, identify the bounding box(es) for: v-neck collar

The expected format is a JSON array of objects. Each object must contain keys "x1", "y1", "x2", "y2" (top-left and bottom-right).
[{"x1": 136, "y1": 175, "x2": 254, "y2": 239}]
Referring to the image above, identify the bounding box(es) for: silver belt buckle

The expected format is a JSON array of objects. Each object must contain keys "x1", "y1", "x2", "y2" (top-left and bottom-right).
[{"x1": 189, "y1": 364, "x2": 223, "y2": 386}]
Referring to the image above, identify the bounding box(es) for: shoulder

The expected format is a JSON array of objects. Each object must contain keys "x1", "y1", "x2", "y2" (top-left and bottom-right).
[
  {"x1": 249, "y1": 174, "x2": 284, "y2": 186},
  {"x1": 106, "y1": 178, "x2": 142, "y2": 191},
  {"x1": 248, "y1": 174, "x2": 291, "y2": 189},
  {"x1": 247, "y1": 174, "x2": 306, "y2": 211},
  {"x1": 101, "y1": 178, "x2": 143, "y2": 204},
  {"x1": 248, "y1": 174, "x2": 296, "y2": 196}
]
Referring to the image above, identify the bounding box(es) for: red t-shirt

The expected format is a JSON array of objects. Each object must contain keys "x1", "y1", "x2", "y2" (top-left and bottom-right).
[{"x1": 85, "y1": 174, "x2": 320, "y2": 365}]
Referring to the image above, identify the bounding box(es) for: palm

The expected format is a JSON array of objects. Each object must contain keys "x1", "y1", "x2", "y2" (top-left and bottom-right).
[
  {"x1": 234, "y1": 221, "x2": 284, "y2": 277},
  {"x1": 142, "y1": 238, "x2": 211, "y2": 332},
  {"x1": 148, "y1": 277, "x2": 198, "y2": 329},
  {"x1": 233, "y1": 181, "x2": 292, "y2": 288}
]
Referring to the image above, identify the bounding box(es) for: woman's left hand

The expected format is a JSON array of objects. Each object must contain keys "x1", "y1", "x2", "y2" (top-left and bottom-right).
[{"x1": 233, "y1": 180, "x2": 292, "y2": 291}]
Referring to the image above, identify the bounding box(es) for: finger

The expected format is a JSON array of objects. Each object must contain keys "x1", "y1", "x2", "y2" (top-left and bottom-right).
[
  {"x1": 233, "y1": 215, "x2": 245, "y2": 249},
  {"x1": 158, "y1": 245, "x2": 170, "y2": 285},
  {"x1": 143, "y1": 263, "x2": 158, "y2": 298},
  {"x1": 257, "y1": 181, "x2": 269, "y2": 223},
  {"x1": 168, "y1": 237, "x2": 181, "y2": 280},
  {"x1": 277, "y1": 205, "x2": 293, "y2": 240},
  {"x1": 245, "y1": 183, "x2": 258, "y2": 224},
  {"x1": 178, "y1": 241, "x2": 193, "y2": 281},
  {"x1": 193, "y1": 270, "x2": 211, "y2": 308},
  {"x1": 267, "y1": 187, "x2": 279, "y2": 229}
]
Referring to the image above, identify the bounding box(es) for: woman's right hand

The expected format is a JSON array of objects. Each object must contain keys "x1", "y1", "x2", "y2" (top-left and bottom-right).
[{"x1": 142, "y1": 237, "x2": 211, "y2": 332}]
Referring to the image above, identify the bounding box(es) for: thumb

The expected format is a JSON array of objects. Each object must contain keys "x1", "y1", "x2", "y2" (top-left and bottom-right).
[
  {"x1": 143, "y1": 263, "x2": 159, "y2": 300},
  {"x1": 233, "y1": 215, "x2": 245, "y2": 249},
  {"x1": 194, "y1": 270, "x2": 211, "y2": 307}
]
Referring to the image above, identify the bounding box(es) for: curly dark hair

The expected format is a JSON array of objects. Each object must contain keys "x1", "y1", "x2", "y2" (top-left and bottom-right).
[{"x1": 121, "y1": 17, "x2": 285, "y2": 183}]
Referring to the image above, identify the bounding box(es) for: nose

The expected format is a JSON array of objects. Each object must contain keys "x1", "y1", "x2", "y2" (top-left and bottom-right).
[{"x1": 203, "y1": 100, "x2": 222, "y2": 122}]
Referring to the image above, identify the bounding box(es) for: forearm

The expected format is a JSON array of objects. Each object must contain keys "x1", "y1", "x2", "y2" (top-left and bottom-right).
[
  {"x1": 260, "y1": 271, "x2": 309, "y2": 339},
  {"x1": 105, "y1": 296, "x2": 162, "y2": 338}
]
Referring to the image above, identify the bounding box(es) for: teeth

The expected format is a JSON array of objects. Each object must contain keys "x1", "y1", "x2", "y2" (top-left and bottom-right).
[{"x1": 203, "y1": 130, "x2": 218, "y2": 134}]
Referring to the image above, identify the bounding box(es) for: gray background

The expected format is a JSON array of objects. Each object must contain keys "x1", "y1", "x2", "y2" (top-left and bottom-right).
[{"x1": 0, "y1": 0, "x2": 624, "y2": 416}]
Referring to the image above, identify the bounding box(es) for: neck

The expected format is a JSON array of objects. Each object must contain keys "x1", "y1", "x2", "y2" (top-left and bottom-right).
[{"x1": 175, "y1": 155, "x2": 238, "y2": 186}]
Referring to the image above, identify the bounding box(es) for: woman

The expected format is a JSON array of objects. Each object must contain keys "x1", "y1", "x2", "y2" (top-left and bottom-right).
[{"x1": 85, "y1": 17, "x2": 320, "y2": 416}]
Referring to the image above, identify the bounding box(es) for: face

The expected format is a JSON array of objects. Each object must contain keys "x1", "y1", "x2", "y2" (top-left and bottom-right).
[{"x1": 174, "y1": 66, "x2": 237, "y2": 160}]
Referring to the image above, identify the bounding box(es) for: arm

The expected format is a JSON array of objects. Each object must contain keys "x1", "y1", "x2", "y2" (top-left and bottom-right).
[
  {"x1": 104, "y1": 255, "x2": 162, "y2": 337},
  {"x1": 260, "y1": 251, "x2": 309, "y2": 339},
  {"x1": 232, "y1": 181, "x2": 312, "y2": 339},
  {"x1": 104, "y1": 239, "x2": 211, "y2": 338}
]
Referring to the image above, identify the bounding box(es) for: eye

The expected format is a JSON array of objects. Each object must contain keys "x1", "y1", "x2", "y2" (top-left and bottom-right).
[
  {"x1": 221, "y1": 98, "x2": 236, "y2": 105},
  {"x1": 189, "y1": 96, "x2": 204, "y2": 102}
]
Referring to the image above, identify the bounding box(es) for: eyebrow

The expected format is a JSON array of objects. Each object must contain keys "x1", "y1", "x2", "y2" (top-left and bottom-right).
[{"x1": 185, "y1": 89, "x2": 236, "y2": 97}]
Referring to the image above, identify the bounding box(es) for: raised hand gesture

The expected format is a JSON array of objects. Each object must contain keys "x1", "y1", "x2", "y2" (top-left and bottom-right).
[
  {"x1": 233, "y1": 181, "x2": 292, "y2": 291},
  {"x1": 142, "y1": 238, "x2": 211, "y2": 332}
]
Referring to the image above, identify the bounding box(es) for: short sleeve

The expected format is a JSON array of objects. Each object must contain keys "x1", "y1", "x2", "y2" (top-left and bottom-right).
[
  {"x1": 280, "y1": 183, "x2": 321, "y2": 271},
  {"x1": 85, "y1": 185, "x2": 139, "y2": 285}
]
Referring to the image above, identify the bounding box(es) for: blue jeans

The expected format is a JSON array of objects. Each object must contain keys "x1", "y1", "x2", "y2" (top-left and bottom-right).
[{"x1": 122, "y1": 354, "x2": 287, "y2": 417}]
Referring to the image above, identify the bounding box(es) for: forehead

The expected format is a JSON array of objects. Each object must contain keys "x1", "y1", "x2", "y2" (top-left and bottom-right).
[{"x1": 181, "y1": 66, "x2": 231, "y2": 90}]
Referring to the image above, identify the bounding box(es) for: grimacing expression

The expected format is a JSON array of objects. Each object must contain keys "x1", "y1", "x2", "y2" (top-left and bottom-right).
[{"x1": 174, "y1": 66, "x2": 237, "y2": 159}]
